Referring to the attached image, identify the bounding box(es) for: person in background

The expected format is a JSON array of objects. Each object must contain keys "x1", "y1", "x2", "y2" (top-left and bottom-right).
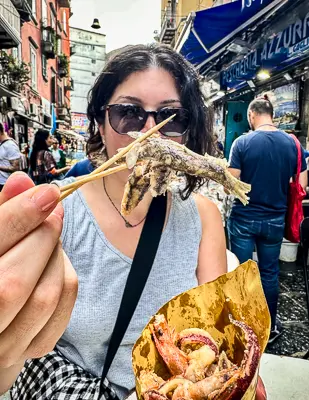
[
  {"x1": 214, "y1": 133, "x2": 224, "y2": 153},
  {"x1": 51, "y1": 139, "x2": 67, "y2": 169},
  {"x1": 30, "y1": 129, "x2": 70, "y2": 184},
  {"x1": 65, "y1": 156, "x2": 94, "y2": 177},
  {"x1": 0, "y1": 122, "x2": 21, "y2": 191},
  {"x1": 228, "y1": 95, "x2": 307, "y2": 344}
]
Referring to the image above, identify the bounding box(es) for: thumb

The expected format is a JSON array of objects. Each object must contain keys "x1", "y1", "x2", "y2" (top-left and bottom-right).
[{"x1": 0, "y1": 172, "x2": 35, "y2": 205}]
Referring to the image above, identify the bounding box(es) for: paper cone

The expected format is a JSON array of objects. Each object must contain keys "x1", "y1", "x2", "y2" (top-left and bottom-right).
[{"x1": 132, "y1": 260, "x2": 271, "y2": 400}]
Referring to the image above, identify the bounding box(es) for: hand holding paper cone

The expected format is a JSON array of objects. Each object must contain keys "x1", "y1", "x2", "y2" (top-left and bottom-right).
[{"x1": 132, "y1": 261, "x2": 271, "y2": 400}]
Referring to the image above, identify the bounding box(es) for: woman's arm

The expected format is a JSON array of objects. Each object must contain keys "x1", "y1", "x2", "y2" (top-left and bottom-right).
[
  {"x1": 194, "y1": 194, "x2": 227, "y2": 285},
  {"x1": 44, "y1": 151, "x2": 70, "y2": 176}
]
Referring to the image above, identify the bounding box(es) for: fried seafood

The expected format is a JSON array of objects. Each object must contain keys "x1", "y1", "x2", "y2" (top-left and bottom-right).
[
  {"x1": 121, "y1": 135, "x2": 251, "y2": 215},
  {"x1": 141, "y1": 314, "x2": 260, "y2": 400}
]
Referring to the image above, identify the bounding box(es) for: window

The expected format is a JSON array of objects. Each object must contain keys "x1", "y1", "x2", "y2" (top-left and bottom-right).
[
  {"x1": 30, "y1": 46, "x2": 37, "y2": 90},
  {"x1": 32, "y1": 0, "x2": 36, "y2": 18},
  {"x1": 92, "y1": 72, "x2": 96, "y2": 77},
  {"x1": 63, "y1": 11, "x2": 67, "y2": 33},
  {"x1": 92, "y1": 45, "x2": 95, "y2": 50},
  {"x1": 41, "y1": 0, "x2": 48, "y2": 26},
  {"x1": 91, "y1": 59, "x2": 96, "y2": 64},
  {"x1": 51, "y1": 75, "x2": 56, "y2": 103},
  {"x1": 57, "y1": 37, "x2": 62, "y2": 55},
  {"x1": 58, "y1": 85, "x2": 63, "y2": 106},
  {"x1": 42, "y1": 54, "x2": 47, "y2": 78},
  {"x1": 12, "y1": 45, "x2": 21, "y2": 62}
]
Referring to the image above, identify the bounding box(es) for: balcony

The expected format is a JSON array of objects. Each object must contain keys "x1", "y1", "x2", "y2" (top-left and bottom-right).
[
  {"x1": 58, "y1": 54, "x2": 69, "y2": 78},
  {"x1": 64, "y1": 77, "x2": 74, "y2": 91},
  {"x1": 11, "y1": 0, "x2": 32, "y2": 22},
  {"x1": 0, "y1": 0, "x2": 21, "y2": 49},
  {"x1": 159, "y1": 13, "x2": 176, "y2": 45},
  {"x1": 58, "y1": 0, "x2": 70, "y2": 7},
  {"x1": 70, "y1": 44, "x2": 76, "y2": 56},
  {"x1": 57, "y1": 106, "x2": 70, "y2": 122},
  {"x1": 42, "y1": 29, "x2": 56, "y2": 59},
  {"x1": 0, "y1": 51, "x2": 30, "y2": 96}
]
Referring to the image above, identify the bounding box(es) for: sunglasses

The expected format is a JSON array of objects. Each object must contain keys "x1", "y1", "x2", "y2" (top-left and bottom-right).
[{"x1": 100, "y1": 104, "x2": 190, "y2": 137}]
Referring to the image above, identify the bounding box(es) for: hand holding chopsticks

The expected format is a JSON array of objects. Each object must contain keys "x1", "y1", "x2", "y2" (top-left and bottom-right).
[{"x1": 59, "y1": 114, "x2": 175, "y2": 201}]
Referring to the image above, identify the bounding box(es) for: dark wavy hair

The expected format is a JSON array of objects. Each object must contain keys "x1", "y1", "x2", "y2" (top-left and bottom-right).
[
  {"x1": 87, "y1": 43, "x2": 214, "y2": 198},
  {"x1": 30, "y1": 129, "x2": 50, "y2": 171}
]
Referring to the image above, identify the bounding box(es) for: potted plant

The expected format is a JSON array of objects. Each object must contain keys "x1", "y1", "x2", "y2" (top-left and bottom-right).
[
  {"x1": 58, "y1": 54, "x2": 69, "y2": 78},
  {"x1": 0, "y1": 52, "x2": 30, "y2": 92}
]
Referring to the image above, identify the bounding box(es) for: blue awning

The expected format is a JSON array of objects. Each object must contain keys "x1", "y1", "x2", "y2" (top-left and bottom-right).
[{"x1": 176, "y1": 0, "x2": 287, "y2": 70}]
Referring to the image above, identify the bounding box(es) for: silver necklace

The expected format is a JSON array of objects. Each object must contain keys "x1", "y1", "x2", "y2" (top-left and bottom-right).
[
  {"x1": 103, "y1": 179, "x2": 146, "y2": 228},
  {"x1": 256, "y1": 124, "x2": 277, "y2": 130}
]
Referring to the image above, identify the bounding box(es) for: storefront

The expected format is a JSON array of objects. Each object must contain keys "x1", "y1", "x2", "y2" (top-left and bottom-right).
[
  {"x1": 217, "y1": 1, "x2": 309, "y2": 156},
  {"x1": 177, "y1": 0, "x2": 309, "y2": 158},
  {"x1": 208, "y1": 1, "x2": 309, "y2": 158}
]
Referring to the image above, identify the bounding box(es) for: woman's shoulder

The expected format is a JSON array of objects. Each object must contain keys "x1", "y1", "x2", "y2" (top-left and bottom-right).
[{"x1": 192, "y1": 193, "x2": 223, "y2": 227}]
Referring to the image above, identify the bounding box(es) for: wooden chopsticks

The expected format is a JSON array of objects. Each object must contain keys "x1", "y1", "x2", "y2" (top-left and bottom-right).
[{"x1": 59, "y1": 114, "x2": 175, "y2": 201}]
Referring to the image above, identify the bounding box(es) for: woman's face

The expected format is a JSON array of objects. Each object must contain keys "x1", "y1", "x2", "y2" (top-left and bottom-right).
[
  {"x1": 46, "y1": 135, "x2": 54, "y2": 147},
  {"x1": 99, "y1": 67, "x2": 183, "y2": 162}
]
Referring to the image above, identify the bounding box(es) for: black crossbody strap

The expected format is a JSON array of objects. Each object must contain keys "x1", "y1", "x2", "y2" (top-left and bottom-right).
[
  {"x1": 99, "y1": 195, "x2": 167, "y2": 396},
  {"x1": 0, "y1": 139, "x2": 9, "y2": 147}
]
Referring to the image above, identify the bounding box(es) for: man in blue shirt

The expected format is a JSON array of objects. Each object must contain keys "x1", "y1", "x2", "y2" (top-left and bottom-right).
[
  {"x1": 65, "y1": 158, "x2": 94, "y2": 178},
  {"x1": 228, "y1": 95, "x2": 307, "y2": 344}
]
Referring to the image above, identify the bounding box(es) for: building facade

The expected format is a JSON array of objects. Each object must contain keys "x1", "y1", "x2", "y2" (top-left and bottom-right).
[
  {"x1": 159, "y1": 0, "x2": 213, "y2": 47},
  {"x1": 0, "y1": 0, "x2": 72, "y2": 147},
  {"x1": 70, "y1": 27, "x2": 106, "y2": 133}
]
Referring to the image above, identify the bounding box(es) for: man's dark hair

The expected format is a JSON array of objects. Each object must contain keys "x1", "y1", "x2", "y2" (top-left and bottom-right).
[
  {"x1": 0, "y1": 123, "x2": 4, "y2": 134},
  {"x1": 248, "y1": 94, "x2": 274, "y2": 117}
]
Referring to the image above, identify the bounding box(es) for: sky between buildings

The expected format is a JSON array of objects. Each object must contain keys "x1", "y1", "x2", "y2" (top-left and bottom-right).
[{"x1": 70, "y1": 0, "x2": 161, "y2": 52}]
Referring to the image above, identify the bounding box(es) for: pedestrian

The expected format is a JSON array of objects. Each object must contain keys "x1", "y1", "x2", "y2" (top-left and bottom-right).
[
  {"x1": 30, "y1": 129, "x2": 70, "y2": 184},
  {"x1": 0, "y1": 122, "x2": 21, "y2": 191},
  {"x1": 51, "y1": 139, "x2": 67, "y2": 169},
  {"x1": 227, "y1": 94, "x2": 307, "y2": 344},
  {"x1": 0, "y1": 44, "x2": 228, "y2": 399},
  {"x1": 214, "y1": 133, "x2": 224, "y2": 155}
]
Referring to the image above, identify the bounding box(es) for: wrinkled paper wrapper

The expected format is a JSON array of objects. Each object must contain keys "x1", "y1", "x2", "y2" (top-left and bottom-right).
[{"x1": 132, "y1": 260, "x2": 271, "y2": 400}]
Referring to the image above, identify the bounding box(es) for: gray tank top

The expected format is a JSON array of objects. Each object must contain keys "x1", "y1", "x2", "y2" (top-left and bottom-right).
[{"x1": 57, "y1": 187, "x2": 201, "y2": 398}]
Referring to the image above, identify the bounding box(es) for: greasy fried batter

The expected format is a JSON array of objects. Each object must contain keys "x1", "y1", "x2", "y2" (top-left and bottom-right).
[{"x1": 121, "y1": 135, "x2": 251, "y2": 216}]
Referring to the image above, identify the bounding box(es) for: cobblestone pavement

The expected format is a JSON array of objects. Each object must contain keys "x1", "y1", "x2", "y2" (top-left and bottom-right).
[{"x1": 266, "y1": 261, "x2": 309, "y2": 358}]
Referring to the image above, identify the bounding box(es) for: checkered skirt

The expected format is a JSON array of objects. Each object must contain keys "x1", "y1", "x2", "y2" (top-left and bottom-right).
[{"x1": 10, "y1": 350, "x2": 119, "y2": 400}]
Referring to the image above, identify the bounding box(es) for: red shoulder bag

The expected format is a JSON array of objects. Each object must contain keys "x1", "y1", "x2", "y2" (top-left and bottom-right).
[{"x1": 285, "y1": 135, "x2": 306, "y2": 243}]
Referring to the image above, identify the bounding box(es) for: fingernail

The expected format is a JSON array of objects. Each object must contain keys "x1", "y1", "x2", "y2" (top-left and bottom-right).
[{"x1": 31, "y1": 185, "x2": 60, "y2": 212}]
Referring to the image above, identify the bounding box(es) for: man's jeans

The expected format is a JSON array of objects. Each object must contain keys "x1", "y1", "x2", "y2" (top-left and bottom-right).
[{"x1": 228, "y1": 215, "x2": 285, "y2": 330}]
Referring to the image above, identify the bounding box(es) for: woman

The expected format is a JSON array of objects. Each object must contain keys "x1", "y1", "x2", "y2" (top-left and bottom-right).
[
  {"x1": 30, "y1": 130, "x2": 70, "y2": 184},
  {"x1": 0, "y1": 44, "x2": 227, "y2": 399},
  {"x1": 51, "y1": 139, "x2": 67, "y2": 170}
]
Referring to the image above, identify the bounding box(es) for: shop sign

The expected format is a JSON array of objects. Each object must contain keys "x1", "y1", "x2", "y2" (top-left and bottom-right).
[
  {"x1": 71, "y1": 112, "x2": 89, "y2": 133},
  {"x1": 221, "y1": 11, "x2": 309, "y2": 88},
  {"x1": 41, "y1": 98, "x2": 51, "y2": 117},
  {"x1": 241, "y1": 0, "x2": 264, "y2": 12}
]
